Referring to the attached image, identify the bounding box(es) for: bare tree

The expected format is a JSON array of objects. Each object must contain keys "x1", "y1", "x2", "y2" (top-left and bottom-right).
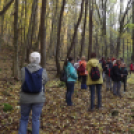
[
  {"x1": 66, "y1": 0, "x2": 85, "y2": 58},
  {"x1": 13, "y1": 0, "x2": 19, "y2": 78},
  {"x1": 40, "y1": 0, "x2": 47, "y2": 68},
  {"x1": 55, "y1": 0, "x2": 66, "y2": 75},
  {"x1": 80, "y1": 0, "x2": 88, "y2": 57}
]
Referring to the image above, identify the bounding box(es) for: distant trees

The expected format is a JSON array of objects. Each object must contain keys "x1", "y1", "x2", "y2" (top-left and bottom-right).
[{"x1": 0, "y1": 0, "x2": 134, "y2": 76}]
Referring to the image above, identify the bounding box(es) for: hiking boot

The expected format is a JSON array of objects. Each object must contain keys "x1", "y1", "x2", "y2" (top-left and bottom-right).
[{"x1": 88, "y1": 108, "x2": 94, "y2": 112}]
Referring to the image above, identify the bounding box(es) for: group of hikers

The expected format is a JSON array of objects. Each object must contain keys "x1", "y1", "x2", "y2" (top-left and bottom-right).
[
  {"x1": 18, "y1": 52, "x2": 129, "y2": 134},
  {"x1": 63, "y1": 54, "x2": 128, "y2": 109}
]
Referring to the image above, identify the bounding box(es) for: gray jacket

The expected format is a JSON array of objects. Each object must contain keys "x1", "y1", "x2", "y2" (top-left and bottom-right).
[{"x1": 19, "y1": 63, "x2": 48, "y2": 104}]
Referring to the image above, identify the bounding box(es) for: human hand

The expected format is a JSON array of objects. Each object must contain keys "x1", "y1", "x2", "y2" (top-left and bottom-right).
[{"x1": 121, "y1": 74, "x2": 124, "y2": 77}]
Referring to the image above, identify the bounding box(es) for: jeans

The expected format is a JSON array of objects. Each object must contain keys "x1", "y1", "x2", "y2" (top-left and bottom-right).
[
  {"x1": 89, "y1": 84, "x2": 102, "y2": 109},
  {"x1": 66, "y1": 81, "x2": 75, "y2": 106},
  {"x1": 18, "y1": 103, "x2": 44, "y2": 134},
  {"x1": 106, "y1": 75, "x2": 112, "y2": 90},
  {"x1": 113, "y1": 81, "x2": 121, "y2": 95}
]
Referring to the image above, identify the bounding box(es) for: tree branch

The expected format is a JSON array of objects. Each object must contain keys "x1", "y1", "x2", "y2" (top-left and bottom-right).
[{"x1": 0, "y1": 0, "x2": 14, "y2": 16}]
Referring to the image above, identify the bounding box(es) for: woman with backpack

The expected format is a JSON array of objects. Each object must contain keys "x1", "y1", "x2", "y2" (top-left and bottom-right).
[
  {"x1": 19, "y1": 52, "x2": 48, "y2": 134},
  {"x1": 111, "y1": 60, "x2": 123, "y2": 98},
  {"x1": 86, "y1": 53, "x2": 103, "y2": 111},
  {"x1": 104, "y1": 57, "x2": 113, "y2": 92},
  {"x1": 64, "y1": 57, "x2": 78, "y2": 106},
  {"x1": 78, "y1": 56, "x2": 88, "y2": 89}
]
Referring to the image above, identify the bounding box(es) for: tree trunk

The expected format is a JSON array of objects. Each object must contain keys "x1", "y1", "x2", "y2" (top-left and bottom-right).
[
  {"x1": 80, "y1": 0, "x2": 88, "y2": 57},
  {"x1": 40, "y1": 0, "x2": 47, "y2": 68},
  {"x1": 88, "y1": 0, "x2": 93, "y2": 60},
  {"x1": 131, "y1": 1, "x2": 134, "y2": 62},
  {"x1": 21, "y1": 0, "x2": 27, "y2": 67},
  {"x1": 26, "y1": 0, "x2": 38, "y2": 62},
  {"x1": 13, "y1": 0, "x2": 19, "y2": 78},
  {"x1": 66, "y1": 0, "x2": 84, "y2": 58},
  {"x1": 55, "y1": 0, "x2": 66, "y2": 75}
]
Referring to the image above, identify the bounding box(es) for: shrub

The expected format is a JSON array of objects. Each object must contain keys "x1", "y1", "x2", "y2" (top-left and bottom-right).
[{"x1": 3, "y1": 103, "x2": 13, "y2": 112}]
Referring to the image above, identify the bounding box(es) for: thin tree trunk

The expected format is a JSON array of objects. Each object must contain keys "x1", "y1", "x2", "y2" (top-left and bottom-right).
[
  {"x1": 66, "y1": 0, "x2": 84, "y2": 58},
  {"x1": 56, "y1": 0, "x2": 66, "y2": 75},
  {"x1": 88, "y1": 0, "x2": 93, "y2": 60},
  {"x1": 131, "y1": 1, "x2": 134, "y2": 62},
  {"x1": 80, "y1": 0, "x2": 88, "y2": 57},
  {"x1": 40, "y1": 0, "x2": 47, "y2": 68},
  {"x1": 13, "y1": 0, "x2": 19, "y2": 78},
  {"x1": 26, "y1": 0, "x2": 38, "y2": 62}
]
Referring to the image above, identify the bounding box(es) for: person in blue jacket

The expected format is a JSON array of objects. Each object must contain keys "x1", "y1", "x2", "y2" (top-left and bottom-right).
[{"x1": 64, "y1": 57, "x2": 78, "y2": 106}]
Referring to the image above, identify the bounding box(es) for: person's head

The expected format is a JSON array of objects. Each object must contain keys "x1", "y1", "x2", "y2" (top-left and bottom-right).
[
  {"x1": 68, "y1": 57, "x2": 74, "y2": 64},
  {"x1": 107, "y1": 57, "x2": 111, "y2": 62},
  {"x1": 102, "y1": 57, "x2": 105, "y2": 60},
  {"x1": 91, "y1": 53, "x2": 96, "y2": 58},
  {"x1": 81, "y1": 56, "x2": 86, "y2": 61},
  {"x1": 116, "y1": 60, "x2": 121, "y2": 66},
  {"x1": 122, "y1": 63, "x2": 126, "y2": 67},
  {"x1": 29, "y1": 52, "x2": 41, "y2": 64}
]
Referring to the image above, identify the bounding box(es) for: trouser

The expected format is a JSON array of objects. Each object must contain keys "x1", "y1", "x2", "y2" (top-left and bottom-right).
[
  {"x1": 89, "y1": 84, "x2": 102, "y2": 110},
  {"x1": 66, "y1": 81, "x2": 75, "y2": 106},
  {"x1": 78, "y1": 73, "x2": 81, "y2": 81},
  {"x1": 113, "y1": 81, "x2": 121, "y2": 95},
  {"x1": 103, "y1": 72, "x2": 106, "y2": 81},
  {"x1": 123, "y1": 78, "x2": 127, "y2": 92},
  {"x1": 81, "y1": 75, "x2": 87, "y2": 89},
  {"x1": 106, "y1": 75, "x2": 112, "y2": 90},
  {"x1": 19, "y1": 103, "x2": 44, "y2": 134}
]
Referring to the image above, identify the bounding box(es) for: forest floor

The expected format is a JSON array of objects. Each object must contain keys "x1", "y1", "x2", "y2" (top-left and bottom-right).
[{"x1": 1, "y1": 46, "x2": 134, "y2": 134}]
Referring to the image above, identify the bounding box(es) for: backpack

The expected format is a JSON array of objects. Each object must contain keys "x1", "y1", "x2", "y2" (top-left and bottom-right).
[
  {"x1": 77, "y1": 64, "x2": 85, "y2": 74},
  {"x1": 90, "y1": 67, "x2": 100, "y2": 81},
  {"x1": 22, "y1": 67, "x2": 43, "y2": 93},
  {"x1": 60, "y1": 69, "x2": 67, "y2": 82}
]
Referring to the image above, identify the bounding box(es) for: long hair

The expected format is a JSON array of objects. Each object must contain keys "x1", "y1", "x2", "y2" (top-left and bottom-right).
[{"x1": 64, "y1": 57, "x2": 74, "y2": 67}]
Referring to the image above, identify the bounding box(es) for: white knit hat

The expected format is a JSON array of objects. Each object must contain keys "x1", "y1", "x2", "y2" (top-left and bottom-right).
[{"x1": 29, "y1": 52, "x2": 41, "y2": 64}]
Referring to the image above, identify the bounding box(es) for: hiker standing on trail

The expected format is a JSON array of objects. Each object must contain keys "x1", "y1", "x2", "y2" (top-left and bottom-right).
[
  {"x1": 130, "y1": 62, "x2": 134, "y2": 74},
  {"x1": 120, "y1": 63, "x2": 128, "y2": 92},
  {"x1": 111, "y1": 60, "x2": 123, "y2": 98},
  {"x1": 86, "y1": 53, "x2": 103, "y2": 111},
  {"x1": 104, "y1": 57, "x2": 113, "y2": 92},
  {"x1": 78, "y1": 56, "x2": 88, "y2": 89},
  {"x1": 64, "y1": 57, "x2": 78, "y2": 106},
  {"x1": 19, "y1": 52, "x2": 48, "y2": 134}
]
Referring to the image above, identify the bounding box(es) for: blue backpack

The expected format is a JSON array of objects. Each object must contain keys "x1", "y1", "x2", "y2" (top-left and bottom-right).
[{"x1": 22, "y1": 67, "x2": 43, "y2": 93}]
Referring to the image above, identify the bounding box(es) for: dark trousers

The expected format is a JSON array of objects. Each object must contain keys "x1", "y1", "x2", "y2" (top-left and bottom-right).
[
  {"x1": 81, "y1": 75, "x2": 87, "y2": 89},
  {"x1": 123, "y1": 78, "x2": 127, "y2": 92},
  {"x1": 89, "y1": 84, "x2": 102, "y2": 110},
  {"x1": 66, "y1": 81, "x2": 75, "y2": 106}
]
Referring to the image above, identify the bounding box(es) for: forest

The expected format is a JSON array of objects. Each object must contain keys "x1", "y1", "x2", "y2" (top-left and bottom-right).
[{"x1": 1, "y1": 0, "x2": 134, "y2": 134}]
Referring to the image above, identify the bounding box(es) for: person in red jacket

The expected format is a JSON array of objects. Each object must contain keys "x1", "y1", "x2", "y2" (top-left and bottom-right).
[{"x1": 130, "y1": 63, "x2": 134, "y2": 74}]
